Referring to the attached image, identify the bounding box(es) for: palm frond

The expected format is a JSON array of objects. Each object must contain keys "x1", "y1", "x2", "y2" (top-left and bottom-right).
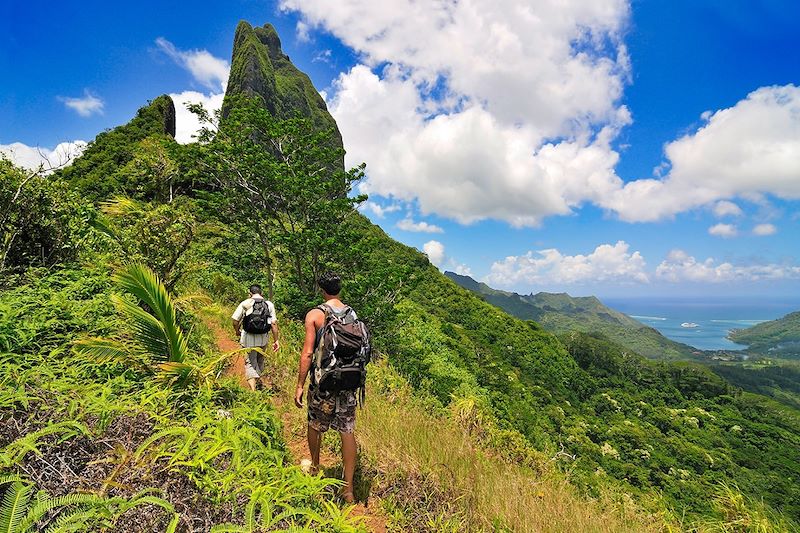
[
  {"x1": 113, "y1": 265, "x2": 189, "y2": 363},
  {"x1": 72, "y1": 338, "x2": 133, "y2": 366},
  {"x1": 88, "y1": 216, "x2": 121, "y2": 242},
  {"x1": 99, "y1": 197, "x2": 142, "y2": 217},
  {"x1": 112, "y1": 295, "x2": 173, "y2": 363},
  {"x1": 156, "y1": 362, "x2": 200, "y2": 388}
]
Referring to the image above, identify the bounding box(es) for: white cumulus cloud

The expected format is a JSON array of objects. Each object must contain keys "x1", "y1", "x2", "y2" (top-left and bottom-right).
[
  {"x1": 280, "y1": 2, "x2": 800, "y2": 227},
  {"x1": 752, "y1": 223, "x2": 777, "y2": 236},
  {"x1": 397, "y1": 217, "x2": 444, "y2": 233},
  {"x1": 423, "y1": 240, "x2": 446, "y2": 267},
  {"x1": 0, "y1": 141, "x2": 87, "y2": 170},
  {"x1": 712, "y1": 200, "x2": 743, "y2": 218},
  {"x1": 168, "y1": 90, "x2": 225, "y2": 144},
  {"x1": 156, "y1": 37, "x2": 230, "y2": 91},
  {"x1": 359, "y1": 201, "x2": 402, "y2": 218},
  {"x1": 296, "y1": 20, "x2": 312, "y2": 43},
  {"x1": 281, "y1": 0, "x2": 632, "y2": 227},
  {"x1": 421, "y1": 239, "x2": 472, "y2": 275},
  {"x1": 485, "y1": 241, "x2": 649, "y2": 288},
  {"x1": 708, "y1": 223, "x2": 738, "y2": 238},
  {"x1": 447, "y1": 260, "x2": 473, "y2": 277},
  {"x1": 604, "y1": 85, "x2": 800, "y2": 221},
  {"x1": 154, "y1": 39, "x2": 230, "y2": 144},
  {"x1": 57, "y1": 90, "x2": 104, "y2": 117},
  {"x1": 656, "y1": 249, "x2": 800, "y2": 283}
]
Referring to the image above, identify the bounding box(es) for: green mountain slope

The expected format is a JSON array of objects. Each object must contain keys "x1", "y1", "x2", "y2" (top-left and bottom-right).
[
  {"x1": 4, "y1": 19, "x2": 800, "y2": 529},
  {"x1": 446, "y1": 271, "x2": 696, "y2": 360},
  {"x1": 729, "y1": 310, "x2": 800, "y2": 357}
]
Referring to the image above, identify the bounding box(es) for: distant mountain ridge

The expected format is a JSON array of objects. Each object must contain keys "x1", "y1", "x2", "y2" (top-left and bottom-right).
[
  {"x1": 446, "y1": 271, "x2": 696, "y2": 360},
  {"x1": 729, "y1": 310, "x2": 800, "y2": 357}
]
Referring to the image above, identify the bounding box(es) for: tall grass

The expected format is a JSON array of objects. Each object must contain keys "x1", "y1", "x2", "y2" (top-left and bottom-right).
[{"x1": 255, "y1": 317, "x2": 663, "y2": 532}]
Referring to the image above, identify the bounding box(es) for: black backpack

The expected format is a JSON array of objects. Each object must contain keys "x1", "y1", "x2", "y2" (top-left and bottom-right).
[
  {"x1": 312, "y1": 304, "x2": 371, "y2": 403},
  {"x1": 243, "y1": 299, "x2": 271, "y2": 334}
]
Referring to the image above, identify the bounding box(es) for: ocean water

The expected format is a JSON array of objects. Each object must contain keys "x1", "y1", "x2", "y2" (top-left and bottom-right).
[{"x1": 602, "y1": 297, "x2": 800, "y2": 351}]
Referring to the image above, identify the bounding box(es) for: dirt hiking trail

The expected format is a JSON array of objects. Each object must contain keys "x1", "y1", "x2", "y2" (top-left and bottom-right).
[{"x1": 204, "y1": 316, "x2": 388, "y2": 533}]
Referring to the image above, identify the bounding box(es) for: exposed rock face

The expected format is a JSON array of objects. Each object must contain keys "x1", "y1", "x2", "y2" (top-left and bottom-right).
[
  {"x1": 152, "y1": 94, "x2": 177, "y2": 138},
  {"x1": 222, "y1": 21, "x2": 343, "y2": 156}
]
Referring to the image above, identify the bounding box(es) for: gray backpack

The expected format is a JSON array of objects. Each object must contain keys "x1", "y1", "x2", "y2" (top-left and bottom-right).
[{"x1": 312, "y1": 304, "x2": 371, "y2": 402}]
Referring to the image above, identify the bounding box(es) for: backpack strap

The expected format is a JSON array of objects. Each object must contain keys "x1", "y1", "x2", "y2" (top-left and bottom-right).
[{"x1": 313, "y1": 304, "x2": 332, "y2": 351}]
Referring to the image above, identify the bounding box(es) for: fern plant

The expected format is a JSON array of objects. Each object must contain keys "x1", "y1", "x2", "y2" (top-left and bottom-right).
[
  {"x1": 0, "y1": 421, "x2": 89, "y2": 469},
  {"x1": 0, "y1": 476, "x2": 178, "y2": 533},
  {"x1": 209, "y1": 484, "x2": 366, "y2": 533}
]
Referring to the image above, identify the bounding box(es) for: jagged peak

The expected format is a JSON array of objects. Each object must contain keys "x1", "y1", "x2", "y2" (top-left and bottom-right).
[
  {"x1": 254, "y1": 23, "x2": 284, "y2": 59},
  {"x1": 222, "y1": 20, "x2": 344, "y2": 164}
]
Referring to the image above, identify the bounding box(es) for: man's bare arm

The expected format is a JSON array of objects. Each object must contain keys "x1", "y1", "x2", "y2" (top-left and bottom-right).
[
  {"x1": 295, "y1": 310, "x2": 321, "y2": 407},
  {"x1": 271, "y1": 322, "x2": 280, "y2": 351},
  {"x1": 232, "y1": 319, "x2": 241, "y2": 337}
]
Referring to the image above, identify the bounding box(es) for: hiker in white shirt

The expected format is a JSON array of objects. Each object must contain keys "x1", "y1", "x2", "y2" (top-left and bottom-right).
[{"x1": 232, "y1": 284, "x2": 280, "y2": 391}]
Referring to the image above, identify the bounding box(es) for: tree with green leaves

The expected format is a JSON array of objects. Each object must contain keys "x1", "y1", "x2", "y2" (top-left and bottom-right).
[
  {"x1": 190, "y1": 96, "x2": 366, "y2": 303},
  {"x1": 93, "y1": 197, "x2": 199, "y2": 291},
  {"x1": 0, "y1": 159, "x2": 95, "y2": 272}
]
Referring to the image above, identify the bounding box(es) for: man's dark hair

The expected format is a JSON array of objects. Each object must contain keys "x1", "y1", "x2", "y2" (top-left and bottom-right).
[
  {"x1": 317, "y1": 272, "x2": 341, "y2": 296},
  {"x1": 249, "y1": 284, "x2": 263, "y2": 295}
]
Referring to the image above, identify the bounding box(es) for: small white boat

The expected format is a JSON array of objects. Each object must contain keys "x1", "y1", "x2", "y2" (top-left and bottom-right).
[{"x1": 681, "y1": 322, "x2": 699, "y2": 328}]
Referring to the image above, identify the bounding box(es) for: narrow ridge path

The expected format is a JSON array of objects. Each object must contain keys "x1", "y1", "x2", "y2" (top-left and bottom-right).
[{"x1": 203, "y1": 315, "x2": 388, "y2": 533}]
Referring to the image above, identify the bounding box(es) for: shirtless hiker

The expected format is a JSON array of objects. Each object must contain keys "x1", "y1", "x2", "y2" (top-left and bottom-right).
[{"x1": 295, "y1": 272, "x2": 370, "y2": 503}]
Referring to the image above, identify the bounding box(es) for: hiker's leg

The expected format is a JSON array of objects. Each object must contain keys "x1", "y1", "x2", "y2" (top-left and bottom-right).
[
  {"x1": 244, "y1": 349, "x2": 261, "y2": 391},
  {"x1": 340, "y1": 431, "x2": 356, "y2": 501},
  {"x1": 257, "y1": 345, "x2": 267, "y2": 387},
  {"x1": 308, "y1": 425, "x2": 322, "y2": 470}
]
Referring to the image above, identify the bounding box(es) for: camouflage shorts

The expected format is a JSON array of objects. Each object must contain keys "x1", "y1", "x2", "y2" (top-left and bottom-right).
[{"x1": 307, "y1": 387, "x2": 357, "y2": 434}]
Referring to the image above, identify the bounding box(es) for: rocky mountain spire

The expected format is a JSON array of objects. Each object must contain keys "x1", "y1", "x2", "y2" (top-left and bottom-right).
[{"x1": 222, "y1": 21, "x2": 344, "y2": 155}]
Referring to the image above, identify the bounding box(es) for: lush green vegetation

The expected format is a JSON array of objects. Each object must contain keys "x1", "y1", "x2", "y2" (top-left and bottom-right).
[
  {"x1": 711, "y1": 358, "x2": 800, "y2": 411},
  {"x1": 0, "y1": 159, "x2": 96, "y2": 272},
  {"x1": 57, "y1": 95, "x2": 180, "y2": 200},
  {"x1": 0, "y1": 262, "x2": 367, "y2": 531},
  {"x1": 446, "y1": 271, "x2": 696, "y2": 360},
  {"x1": 729, "y1": 311, "x2": 800, "y2": 358},
  {"x1": 2, "y1": 19, "x2": 799, "y2": 532},
  {"x1": 384, "y1": 261, "x2": 800, "y2": 523}
]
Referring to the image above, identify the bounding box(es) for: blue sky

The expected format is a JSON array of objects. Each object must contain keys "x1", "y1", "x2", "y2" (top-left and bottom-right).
[{"x1": 2, "y1": 1, "x2": 799, "y2": 299}]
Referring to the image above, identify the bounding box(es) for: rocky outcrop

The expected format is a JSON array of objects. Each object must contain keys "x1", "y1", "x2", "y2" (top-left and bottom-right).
[
  {"x1": 58, "y1": 95, "x2": 177, "y2": 199},
  {"x1": 222, "y1": 21, "x2": 343, "y2": 154},
  {"x1": 151, "y1": 94, "x2": 177, "y2": 138}
]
